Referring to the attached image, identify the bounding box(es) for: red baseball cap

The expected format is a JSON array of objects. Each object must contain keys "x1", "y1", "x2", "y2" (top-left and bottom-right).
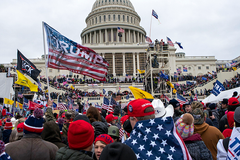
[
  {"x1": 17, "y1": 122, "x2": 24, "y2": 133},
  {"x1": 127, "y1": 99, "x2": 155, "y2": 117},
  {"x1": 228, "y1": 97, "x2": 239, "y2": 106},
  {"x1": 120, "y1": 115, "x2": 129, "y2": 124},
  {"x1": 105, "y1": 114, "x2": 118, "y2": 123}
]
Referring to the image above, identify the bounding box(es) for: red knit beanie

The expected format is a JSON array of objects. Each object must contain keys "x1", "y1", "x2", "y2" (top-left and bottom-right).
[
  {"x1": 4, "y1": 118, "x2": 12, "y2": 130},
  {"x1": 94, "y1": 134, "x2": 114, "y2": 145},
  {"x1": 68, "y1": 120, "x2": 94, "y2": 150}
]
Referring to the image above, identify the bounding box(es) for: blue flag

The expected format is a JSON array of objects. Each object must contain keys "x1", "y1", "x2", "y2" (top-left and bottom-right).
[
  {"x1": 126, "y1": 94, "x2": 130, "y2": 100},
  {"x1": 212, "y1": 80, "x2": 225, "y2": 96},
  {"x1": 175, "y1": 42, "x2": 183, "y2": 49},
  {"x1": 159, "y1": 71, "x2": 169, "y2": 80},
  {"x1": 202, "y1": 77, "x2": 207, "y2": 81},
  {"x1": 103, "y1": 89, "x2": 106, "y2": 94}
]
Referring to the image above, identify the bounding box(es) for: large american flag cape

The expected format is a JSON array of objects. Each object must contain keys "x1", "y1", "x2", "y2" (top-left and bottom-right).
[
  {"x1": 43, "y1": 22, "x2": 109, "y2": 81},
  {"x1": 124, "y1": 117, "x2": 192, "y2": 160},
  {"x1": 177, "y1": 93, "x2": 188, "y2": 105},
  {"x1": 102, "y1": 97, "x2": 113, "y2": 112}
]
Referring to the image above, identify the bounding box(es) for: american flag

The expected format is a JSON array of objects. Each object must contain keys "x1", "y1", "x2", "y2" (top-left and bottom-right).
[
  {"x1": 110, "y1": 96, "x2": 117, "y2": 106},
  {"x1": 124, "y1": 117, "x2": 192, "y2": 160},
  {"x1": 119, "y1": 128, "x2": 124, "y2": 140},
  {"x1": 18, "y1": 93, "x2": 23, "y2": 98},
  {"x1": 193, "y1": 94, "x2": 198, "y2": 101},
  {"x1": 145, "y1": 36, "x2": 152, "y2": 43},
  {"x1": 152, "y1": 10, "x2": 158, "y2": 19},
  {"x1": 57, "y1": 103, "x2": 67, "y2": 110},
  {"x1": 177, "y1": 93, "x2": 188, "y2": 105},
  {"x1": 167, "y1": 37, "x2": 174, "y2": 47},
  {"x1": 177, "y1": 68, "x2": 181, "y2": 73},
  {"x1": 183, "y1": 67, "x2": 187, "y2": 72},
  {"x1": 43, "y1": 22, "x2": 109, "y2": 82},
  {"x1": 163, "y1": 94, "x2": 170, "y2": 103},
  {"x1": 68, "y1": 98, "x2": 73, "y2": 110},
  {"x1": 95, "y1": 103, "x2": 102, "y2": 110},
  {"x1": 102, "y1": 97, "x2": 113, "y2": 112},
  {"x1": 117, "y1": 27, "x2": 124, "y2": 33}
]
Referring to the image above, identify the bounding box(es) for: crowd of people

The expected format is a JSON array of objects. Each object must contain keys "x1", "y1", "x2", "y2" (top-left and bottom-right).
[{"x1": 0, "y1": 88, "x2": 239, "y2": 159}]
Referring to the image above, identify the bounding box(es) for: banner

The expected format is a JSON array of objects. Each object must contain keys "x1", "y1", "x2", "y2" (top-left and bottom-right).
[
  {"x1": 17, "y1": 50, "x2": 40, "y2": 82},
  {"x1": 15, "y1": 70, "x2": 38, "y2": 92},
  {"x1": 4, "y1": 98, "x2": 14, "y2": 105},
  {"x1": 212, "y1": 80, "x2": 225, "y2": 96},
  {"x1": 28, "y1": 101, "x2": 43, "y2": 110},
  {"x1": 43, "y1": 22, "x2": 109, "y2": 81},
  {"x1": 137, "y1": 69, "x2": 145, "y2": 74},
  {"x1": 227, "y1": 127, "x2": 240, "y2": 159},
  {"x1": 166, "y1": 81, "x2": 174, "y2": 88}
]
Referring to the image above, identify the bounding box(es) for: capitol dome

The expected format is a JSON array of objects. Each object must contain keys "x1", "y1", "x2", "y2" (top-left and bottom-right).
[{"x1": 81, "y1": 0, "x2": 148, "y2": 77}]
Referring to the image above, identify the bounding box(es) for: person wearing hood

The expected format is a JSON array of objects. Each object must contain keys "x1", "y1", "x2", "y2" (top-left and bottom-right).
[
  {"x1": 92, "y1": 121, "x2": 108, "y2": 139},
  {"x1": 41, "y1": 121, "x2": 66, "y2": 149},
  {"x1": 175, "y1": 113, "x2": 213, "y2": 160},
  {"x1": 169, "y1": 99, "x2": 183, "y2": 121},
  {"x1": 192, "y1": 108, "x2": 224, "y2": 160},
  {"x1": 9, "y1": 118, "x2": 25, "y2": 142}
]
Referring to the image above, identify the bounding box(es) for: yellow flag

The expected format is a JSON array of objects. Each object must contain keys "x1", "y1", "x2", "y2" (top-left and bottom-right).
[
  {"x1": 16, "y1": 102, "x2": 23, "y2": 109},
  {"x1": 137, "y1": 69, "x2": 145, "y2": 74},
  {"x1": 45, "y1": 89, "x2": 48, "y2": 93},
  {"x1": 129, "y1": 86, "x2": 154, "y2": 100},
  {"x1": 70, "y1": 85, "x2": 75, "y2": 90},
  {"x1": 4, "y1": 98, "x2": 14, "y2": 105},
  {"x1": 15, "y1": 70, "x2": 38, "y2": 92},
  {"x1": 172, "y1": 89, "x2": 177, "y2": 94},
  {"x1": 166, "y1": 81, "x2": 174, "y2": 88},
  {"x1": 233, "y1": 67, "x2": 237, "y2": 71}
]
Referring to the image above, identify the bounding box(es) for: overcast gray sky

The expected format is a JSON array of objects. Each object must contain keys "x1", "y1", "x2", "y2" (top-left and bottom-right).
[{"x1": 0, "y1": 0, "x2": 239, "y2": 64}]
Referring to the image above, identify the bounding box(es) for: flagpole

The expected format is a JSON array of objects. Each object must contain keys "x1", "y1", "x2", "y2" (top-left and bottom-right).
[
  {"x1": 42, "y1": 22, "x2": 51, "y2": 101},
  {"x1": 149, "y1": 10, "x2": 153, "y2": 39}
]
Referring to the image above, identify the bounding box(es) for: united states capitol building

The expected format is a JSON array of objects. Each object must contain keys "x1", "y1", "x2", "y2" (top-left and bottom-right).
[{"x1": 10, "y1": 0, "x2": 239, "y2": 96}]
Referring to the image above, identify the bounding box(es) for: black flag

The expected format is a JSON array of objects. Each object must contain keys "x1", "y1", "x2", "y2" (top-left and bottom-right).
[{"x1": 17, "y1": 50, "x2": 41, "y2": 82}]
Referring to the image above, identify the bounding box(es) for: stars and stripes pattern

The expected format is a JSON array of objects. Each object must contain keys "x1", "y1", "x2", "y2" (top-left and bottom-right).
[
  {"x1": 145, "y1": 36, "x2": 152, "y2": 43},
  {"x1": 57, "y1": 103, "x2": 67, "y2": 110},
  {"x1": 43, "y1": 22, "x2": 109, "y2": 82},
  {"x1": 124, "y1": 117, "x2": 192, "y2": 160},
  {"x1": 102, "y1": 97, "x2": 113, "y2": 112},
  {"x1": 167, "y1": 37, "x2": 174, "y2": 47},
  {"x1": 152, "y1": 10, "x2": 158, "y2": 19},
  {"x1": 193, "y1": 94, "x2": 198, "y2": 101},
  {"x1": 177, "y1": 93, "x2": 188, "y2": 105},
  {"x1": 117, "y1": 27, "x2": 124, "y2": 33},
  {"x1": 177, "y1": 68, "x2": 181, "y2": 73},
  {"x1": 119, "y1": 128, "x2": 124, "y2": 140}
]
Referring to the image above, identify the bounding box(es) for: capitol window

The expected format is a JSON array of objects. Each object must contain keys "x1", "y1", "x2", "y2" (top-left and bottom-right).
[
  {"x1": 188, "y1": 67, "x2": 191, "y2": 70},
  {"x1": 113, "y1": 15, "x2": 115, "y2": 21},
  {"x1": 92, "y1": 19, "x2": 94, "y2": 24},
  {"x1": 104, "y1": 15, "x2": 106, "y2": 21},
  {"x1": 123, "y1": 15, "x2": 125, "y2": 21},
  {"x1": 99, "y1": 16, "x2": 101, "y2": 22},
  {"x1": 96, "y1": 17, "x2": 97, "y2": 23},
  {"x1": 206, "y1": 66, "x2": 209, "y2": 69},
  {"x1": 127, "y1": 16, "x2": 129, "y2": 22},
  {"x1": 108, "y1": 15, "x2": 110, "y2": 21},
  {"x1": 198, "y1": 66, "x2": 201, "y2": 70},
  {"x1": 118, "y1": 15, "x2": 120, "y2": 21},
  {"x1": 131, "y1": 17, "x2": 132, "y2": 23}
]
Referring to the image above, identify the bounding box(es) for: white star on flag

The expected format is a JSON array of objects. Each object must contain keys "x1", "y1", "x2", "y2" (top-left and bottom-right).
[
  {"x1": 149, "y1": 119, "x2": 155, "y2": 125},
  {"x1": 165, "y1": 130, "x2": 172, "y2": 137},
  {"x1": 153, "y1": 133, "x2": 159, "y2": 140},
  {"x1": 157, "y1": 124, "x2": 163, "y2": 131},
  {"x1": 137, "y1": 132, "x2": 142, "y2": 138},
  {"x1": 170, "y1": 146, "x2": 176, "y2": 153},
  {"x1": 150, "y1": 140, "x2": 157, "y2": 147},
  {"x1": 143, "y1": 135, "x2": 148, "y2": 142},
  {"x1": 136, "y1": 153, "x2": 140, "y2": 159},
  {"x1": 146, "y1": 150, "x2": 153, "y2": 157},
  {"x1": 161, "y1": 139, "x2": 167, "y2": 146},
  {"x1": 155, "y1": 157, "x2": 161, "y2": 160},
  {"x1": 137, "y1": 123, "x2": 143, "y2": 129},
  {"x1": 145, "y1": 128, "x2": 151, "y2": 134},
  {"x1": 132, "y1": 129, "x2": 136, "y2": 135},
  {"x1": 138, "y1": 145, "x2": 145, "y2": 151},
  {"x1": 162, "y1": 117, "x2": 167, "y2": 122},
  {"x1": 131, "y1": 139, "x2": 137, "y2": 145},
  {"x1": 167, "y1": 154, "x2": 173, "y2": 160},
  {"x1": 159, "y1": 147, "x2": 165, "y2": 154}
]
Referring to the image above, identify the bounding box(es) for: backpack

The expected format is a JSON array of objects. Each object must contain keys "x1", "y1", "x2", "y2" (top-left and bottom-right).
[{"x1": 223, "y1": 137, "x2": 230, "y2": 152}]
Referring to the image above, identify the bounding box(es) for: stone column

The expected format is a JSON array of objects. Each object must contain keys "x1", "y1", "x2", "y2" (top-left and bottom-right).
[
  {"x1": 117, "y1": 29, "x2": 119, "y2": 43},
  {"x1": 123, "y1": 30, "x2": 125, "y2": 43},
  {"x1": 111, "y1": 28, "x2": 113, "y2": 43},
  {"x1": 94, "y1": 31, "x2": 96, "y2": 43},
  {"x1": 105, "y1": 29, "x2": 108, "y2": 42},
  {"x1": 137, "y1": 52, "x2": 140, "y2": 70},
  {"x1": 112, "y1": 53, "x2": 116, "y2": 76},
  {"x1": 100, "y1": 29, "x2": 102, "y2": 43},
  {"x1": 133, "y1": 30, "x2": 136, "y2": 43},
  {"x1": 102, "y1": 53, "x2": 105, "y2": 58},
  {"x1": 123, "y1": 53, "x2": 126, "y2": 76},
  {"x1": 133, "y1": 52, "x2": 136, "y2": 76},
  {"x1": 128, "y1": 30, "x2": 131, "y2": 43}
]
